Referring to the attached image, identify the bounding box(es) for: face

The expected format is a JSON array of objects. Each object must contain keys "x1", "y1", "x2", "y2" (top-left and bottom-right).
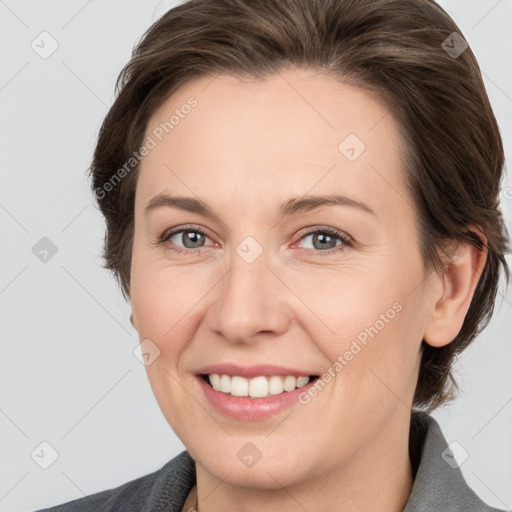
[{"x1": 130, "y1": 69, "x2": 434, "y2": 489}]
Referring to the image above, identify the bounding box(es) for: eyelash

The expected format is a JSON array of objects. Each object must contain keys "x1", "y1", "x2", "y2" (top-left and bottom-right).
[{"x1": 156, "y1": 224, "x2": 353, "y2": 257}]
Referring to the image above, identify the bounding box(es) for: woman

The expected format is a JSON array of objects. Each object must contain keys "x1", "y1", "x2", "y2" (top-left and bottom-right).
[{"x1": 36, "y1": 0, "x2": 510, "y2": 510}]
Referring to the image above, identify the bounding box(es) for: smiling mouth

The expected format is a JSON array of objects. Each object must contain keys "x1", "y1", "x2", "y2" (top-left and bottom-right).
[{"x1": 200, "y1": 373, "x2": 320, "y2": 399}]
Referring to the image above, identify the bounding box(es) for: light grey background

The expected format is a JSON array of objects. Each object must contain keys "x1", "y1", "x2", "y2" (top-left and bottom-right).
[{"x1": 0, "y1": 1, "x2": 510, "y2": 511}]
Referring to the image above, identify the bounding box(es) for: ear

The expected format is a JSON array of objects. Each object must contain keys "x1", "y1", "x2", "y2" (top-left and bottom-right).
[
  {"x1": 130, "y1": 311, "x2": 135, "y2": 328},
  {"x1": 423, "y1": 228, "x2": 488, "y2": 348}
]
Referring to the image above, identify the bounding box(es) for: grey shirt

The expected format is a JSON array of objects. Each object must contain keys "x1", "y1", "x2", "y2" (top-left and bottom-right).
[{"x1": 34, "y1": 412, "x2": 506, "y2": 511}]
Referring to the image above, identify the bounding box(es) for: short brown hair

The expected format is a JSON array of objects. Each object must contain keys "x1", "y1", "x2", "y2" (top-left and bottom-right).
[{"x1": 89, "y1": 0, "x2": 510, "y2": 410}]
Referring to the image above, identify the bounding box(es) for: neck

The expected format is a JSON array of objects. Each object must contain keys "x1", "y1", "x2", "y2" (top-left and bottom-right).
[{"x1": 191, "y1": 412, "x2": 414, "y2": 512}]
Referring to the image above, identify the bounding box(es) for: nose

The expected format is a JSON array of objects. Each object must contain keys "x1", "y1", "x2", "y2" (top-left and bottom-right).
[{"x1": 206, "y1": 245, "x2": 292, "y2": 345}]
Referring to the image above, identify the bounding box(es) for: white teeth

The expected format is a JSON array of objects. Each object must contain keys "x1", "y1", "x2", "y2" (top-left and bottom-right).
[
  {"x1": 283, "y1": 376, "x2": 296, "y2": 392},
  {"x1": 230, "y1": 376, "x2": 248, "y2": 397},
  {"x1": 268, "y1": 375, "x2": 284, "y2": 395},
  {"x1": 296, "y1": 376, "x2": 310, "y2": 388},
  {"x1": 249, "y1": 376, "x2": 268, "y2": 398},
  {"x1": 220, "y1": 374, "x2": 230, "y2": 393},
  {"x1": 209, "y1": 373, "x2": 221, "y2": 391},
  {"x1": 207, "y1": 374, "x2": 311, "y2": 398}
]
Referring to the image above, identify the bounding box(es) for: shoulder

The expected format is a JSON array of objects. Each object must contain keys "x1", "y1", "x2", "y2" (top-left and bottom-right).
[
  {"x1": 405, "y1": 412, "x2": 506, "y2": 512},
  {"x1": 33, "y1": 450, "x2": 196, "y2": 512}
]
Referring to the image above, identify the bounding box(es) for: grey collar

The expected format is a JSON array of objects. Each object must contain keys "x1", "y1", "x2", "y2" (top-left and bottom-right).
[{"x1": 404, "y1": 411, "x2": 503, "y2": 511}]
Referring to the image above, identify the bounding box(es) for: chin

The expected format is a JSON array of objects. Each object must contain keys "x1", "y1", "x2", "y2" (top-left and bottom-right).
[{"x1": 188, "y1": 436, "x2": 319, "y2": 489}]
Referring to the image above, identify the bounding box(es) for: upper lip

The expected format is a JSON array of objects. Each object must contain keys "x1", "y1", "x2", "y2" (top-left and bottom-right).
[{"x1": 196, "y1": 363, "x2": 318, "y2": 379}]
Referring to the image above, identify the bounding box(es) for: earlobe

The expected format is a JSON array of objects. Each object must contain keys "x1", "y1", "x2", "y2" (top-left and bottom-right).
[{"x1": 423, "y1": 230, "x2": 488, "y2": 348}]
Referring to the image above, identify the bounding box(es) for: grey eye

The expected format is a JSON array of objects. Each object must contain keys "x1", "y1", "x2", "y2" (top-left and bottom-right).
[{"x1": 169, "y1": 230, "x2": 209, "y2": 249}]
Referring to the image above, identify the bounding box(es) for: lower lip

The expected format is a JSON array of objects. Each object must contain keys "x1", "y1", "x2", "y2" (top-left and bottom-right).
[{"x1": 195, "y1": 375, "x2": 318, "y2": 421}]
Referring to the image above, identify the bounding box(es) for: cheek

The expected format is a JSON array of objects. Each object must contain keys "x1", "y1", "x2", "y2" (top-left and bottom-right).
[
  {"x1": 130, "y1": 255, "x2": 220, "y2": 365},
  {"x1": 130, "y1": 260, "x2": 205, "y2": 430},
  {"x1": 281, "y1": 261, "x2": 402, "y2": 348},
  {"x1": 335, "y1": 290, "x2": 424, "y2": 411},
  {"x1": 131, "y1": 261, "x2": 181, "y2": 352},
  {"x1": 292, "y1": 259, "x2": 426, "y2": 399}
]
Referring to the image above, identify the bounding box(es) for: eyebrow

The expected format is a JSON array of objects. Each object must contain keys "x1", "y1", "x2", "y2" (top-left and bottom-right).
[{"x1": 144, "y1": 193, "x2": 376, "y2": 220}]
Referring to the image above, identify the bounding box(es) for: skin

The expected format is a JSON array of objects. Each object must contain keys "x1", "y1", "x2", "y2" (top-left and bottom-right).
[{"x1": 129, "y1": 68, "x2": 487, "y2": 512}]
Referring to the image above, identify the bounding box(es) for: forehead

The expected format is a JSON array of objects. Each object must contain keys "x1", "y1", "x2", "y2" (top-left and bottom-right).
[{"x1": 137, "y1": 69, "x2": 408, "y2": 216}]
